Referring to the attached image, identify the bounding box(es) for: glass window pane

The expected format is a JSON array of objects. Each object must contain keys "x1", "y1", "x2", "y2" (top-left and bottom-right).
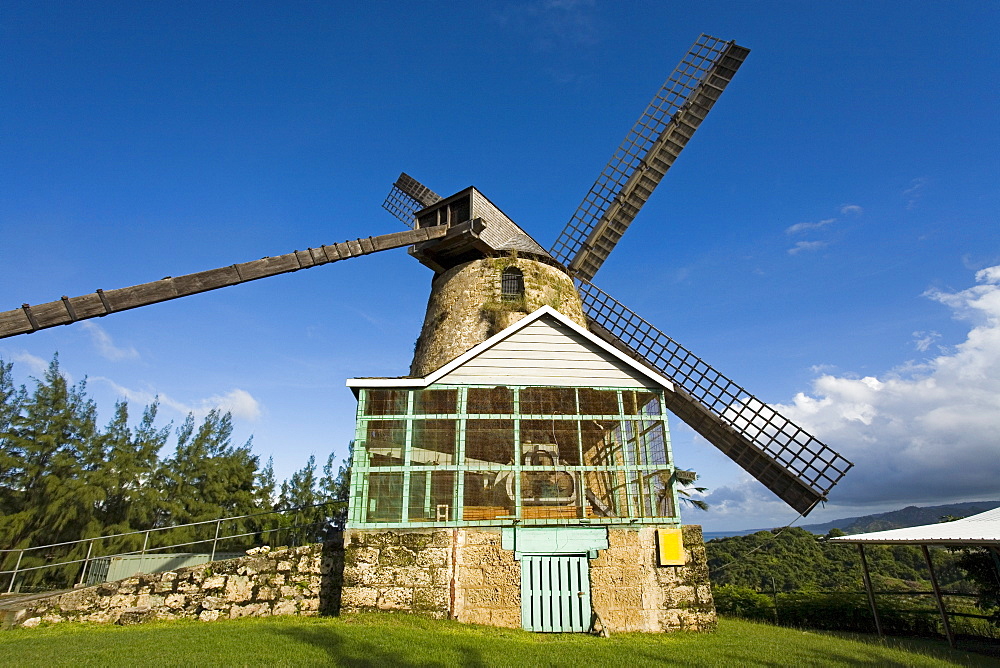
[
  {"x1": 467, "y1": 386, "x2": 513, "y2": 414},
  {"x1": 638, "y1": 420, "x2": 668, "y2": 466},
  {"x1": 520, "y1": 387, "x2": 577, "y2": 415},
  {"x1": 364, "y1": 389, "x2": 408, "y2": 416},
  {"x1": 578, "y1": 389, "x2": 619, "y2": 415},
  {"x1": 581, "y1": 419, "x2": 621, "y2": 466},
  {"x1": 411, "y1": 419, "x2": 456, "y2": 465},
  {"x1": 583, "y1": 470, "x2": 627, "y2": 518},
  {"x1": 407, "y1": 471, "x2": 457, "y2": 522},
  {"x1": 414, "y1": 389, "x2": 457, "y2": 415},
  {"x1": 462, "y1": 470, "x2": 515, "y2": 521},
  {"x1": 520, "y1": 419, "x2": 580, "y2": 465},
  {"x1": 365, "y1": 420, "x2": 406, "y2": 466},
  {"x1": 639, "y1": 392, "x2": 661, "y2": 416},
  {"x1": 365, "y1": 472, "x2": 403, "y2": 522},
  {"x1": 465, "y1": 419, "x2": 514, "y2": 464}
]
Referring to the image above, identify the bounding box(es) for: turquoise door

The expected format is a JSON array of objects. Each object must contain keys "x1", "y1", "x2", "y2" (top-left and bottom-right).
[{"x1": 520, "y1": 554, "x2": 592, "y2": 632}]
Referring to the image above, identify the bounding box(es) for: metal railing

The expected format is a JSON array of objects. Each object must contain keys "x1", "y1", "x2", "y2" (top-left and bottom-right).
[{"x1": 0, "y1": 501, "x2": 344, "y2": 595}]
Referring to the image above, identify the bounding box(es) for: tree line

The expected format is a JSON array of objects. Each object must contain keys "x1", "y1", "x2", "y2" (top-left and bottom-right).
[{"x1": 0, "y1": 355, "x2": 349, "y2": 589}]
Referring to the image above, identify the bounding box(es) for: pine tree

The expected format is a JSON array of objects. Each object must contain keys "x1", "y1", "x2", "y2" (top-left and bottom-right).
[
  {"x1": 0, "y1": 359, "x2": 26, "y2": 517},
  {"x1": 0, "y1": 357, "x2": 101, "y2": 587},
  {"x1": 95, "y1": 401, "x2": 169, "y2": 541}
]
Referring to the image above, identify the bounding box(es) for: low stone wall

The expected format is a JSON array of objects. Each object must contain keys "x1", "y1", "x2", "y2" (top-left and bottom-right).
[
  {"x1": 3, "y1": 526, "x2": 714, "y2": 633},
  {"x1": 1, "y1": 541, "x2": 345, "y2": 629}
]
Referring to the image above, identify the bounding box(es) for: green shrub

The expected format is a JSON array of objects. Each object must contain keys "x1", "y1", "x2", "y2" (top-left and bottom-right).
[{"x1": 713, "y1": 585, "x2": 775, "y2": 621}]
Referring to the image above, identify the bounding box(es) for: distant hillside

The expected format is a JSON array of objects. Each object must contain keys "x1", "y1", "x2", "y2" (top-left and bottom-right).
[{"x1": 799, "y1": 500, "x2": 1000, "y2": 535}]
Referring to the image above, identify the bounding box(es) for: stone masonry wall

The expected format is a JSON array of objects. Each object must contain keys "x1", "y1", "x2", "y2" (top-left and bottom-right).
[
  {"x1": 338, "y1": 528, "x2": 521, "y2": 628},
  {"x1": 410, "y1": 256, "x2": 586, "y2": 376},
  {"x1": 340, "y1": 526, "x2": 714, "y2": 633},
  {"x1": 3, "y1": 526, "x2": 714, "y2": 633},
  {"x1": 1, "y1": 541, "x2": 345, "y2": 629},
  {"x1": 590, "y1": 526, "x2": 715, "y2": 632}
]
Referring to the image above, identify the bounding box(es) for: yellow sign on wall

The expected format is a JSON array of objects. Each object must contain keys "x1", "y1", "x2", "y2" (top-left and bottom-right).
[{"x1": 657, "y1": 528, "x2": 685, "y2": 566}]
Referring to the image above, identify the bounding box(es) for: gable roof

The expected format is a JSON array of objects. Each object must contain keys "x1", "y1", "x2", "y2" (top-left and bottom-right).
[{"x1": 347, "y1": 305, "x2": 675, "y2": 392}]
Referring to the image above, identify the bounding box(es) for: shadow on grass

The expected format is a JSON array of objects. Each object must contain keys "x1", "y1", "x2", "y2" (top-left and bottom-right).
[{"x1": 270, "y1": 620, "x2": 489, "y2": 668}]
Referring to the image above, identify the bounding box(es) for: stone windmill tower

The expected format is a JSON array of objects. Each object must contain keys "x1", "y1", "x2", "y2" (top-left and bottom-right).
[{"x1": 1, "y1": 35, "x2": 853, "y2": 634}]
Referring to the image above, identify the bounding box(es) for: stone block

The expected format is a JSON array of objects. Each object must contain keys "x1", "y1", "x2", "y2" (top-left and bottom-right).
[
  {"x1": 272, "y1": 599, "x2": 298, "y2": 616},
  {"x1": 200, "y1": 595, "x2": 226, "y2": 611},
  {"x1": 343, "y1": 563, "x2": 378, "y2": 587},
  {"x1": 202, "y1": 575, "x2": 226, "y2": 590},
  {"x1": 84, "y1": 611, "x2": 116, "y2": 624},
  {"x1": 198, "y1": 609, "x2": 221, "y2": 622},
  {"x1": 459, "y1": 568, "x2": 483, "y2": 587},
  {"x1": 463, "y1": 586, "x2": 518, "y2": 609},
  {"x1": 412, "y1": 586, "x2": 449, "y2": 613},
  {"x1": 489, "y1": 607, "x2": 521, "y2": 629},
  {"x1": 225, "y1": 575, "x2": 253, "y2": 602},
  {"x1": 298, "y1": 555, "x2": 322, "y2": 574},
  {"x1": 276, "y1": 560, "x2": 293, "y2": 572},
  {"x1": 377, "y1": 587, "x2": 413, "y2": 610},
  {"x1": 117, "y1": 607, "x2": 157, "y2": 626},
  {"x1": 341, "y1": 586, "x2": 377, "y2": 609},
  {"x1": 58, "y1": 590, "x2": 98, "y2": 612},
  {"x1": 380, "y1": 546, "x2": 417, "y2": 567},
  {"x1": 427, "y1": 530, "x2": 452, "y2": 547},
  {"x1": 164, "y1": 593, "x2": 186, "y2": 609},
  {"x1": 108, "y1": 593, "x2": 138, "y2": 609},
  {"x1": 135, "y1": 593, "x2": 165, "y2": 609},
  {"x1": 415, "y1": 547, "x2": 449, "y2": 568},
  {"x1": 459, "y1": 608, "x2": 491, "y2": 626},
  {"x1": 279, "y1": 585, "x2": 303, "y2": 599},
  {"x1": 95, "y1": 582, "x2": 119, "y2": 596},
  {"x1": 398, "y1": 531, "x2": 434, "y2": 550},
  {"x1": 464, "y1": 530, "x2": 501, "y2": 546},
  {"x1": 479, "y1": 565, "x2": 518, "y2": 589},
  {"x1": 229, "y1": 603, "x2": 267, "y2": 619},
  {"x1": 254, "y1": 586, "x2": 277, "y2": 601}
]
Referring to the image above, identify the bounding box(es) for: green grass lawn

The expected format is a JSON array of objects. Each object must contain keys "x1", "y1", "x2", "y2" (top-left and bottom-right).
[{"x1": 1, "y1": 613, "x2": 997, "y2": 667}]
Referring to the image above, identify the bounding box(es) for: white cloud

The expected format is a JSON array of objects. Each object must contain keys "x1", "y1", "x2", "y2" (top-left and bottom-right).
[
  {"x1": 210, "y1": 389, "x2": 262, "y2": 421},
  {"x1": 912, "y1": 330, "x2": 940, "y2": 352},
  {"x1": 903, "y1": 177, "x2": 928, "y2": 210},
  {"x1": 769, "y1": 265, "x2": 1000, "y2": 507},
  {"x1": 81, "y1": 322, "x2": 139, "y2": 361},
  {"x1": 840, "y1": 204, "x2": 863, "y2": 215},
  {"x1": 788, "y1": 241, "x2": 828, "y2": 255},
  {"x1": 94, "y1": 378, "x2": 262, "y2": 422},
  {"x1": 785, "y1": 218, "x2": 835, "y2": 235},
  {"x1": 11, "y1": 351, "x2": 50, "y2": 377}
]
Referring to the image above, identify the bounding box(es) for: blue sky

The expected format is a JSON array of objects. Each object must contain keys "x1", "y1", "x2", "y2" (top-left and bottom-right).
[{"x1": 2, "y1": 2, "x2": 998, "y2": 531}]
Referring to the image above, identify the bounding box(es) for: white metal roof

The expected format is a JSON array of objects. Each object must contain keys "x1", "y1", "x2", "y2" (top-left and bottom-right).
[{"x1": 830, "y1": 507, "x2": 1000, "y2": 545}]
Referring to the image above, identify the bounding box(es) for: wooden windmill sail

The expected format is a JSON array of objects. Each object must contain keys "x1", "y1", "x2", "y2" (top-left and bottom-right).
[{"x1": 0, "y1": 34, "x2": 851, "y2": 516}]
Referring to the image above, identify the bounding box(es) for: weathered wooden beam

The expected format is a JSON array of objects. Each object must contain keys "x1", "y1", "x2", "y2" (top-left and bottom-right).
[{"x1": 0, "y1": 225, "x2": 448, "y2": 339}]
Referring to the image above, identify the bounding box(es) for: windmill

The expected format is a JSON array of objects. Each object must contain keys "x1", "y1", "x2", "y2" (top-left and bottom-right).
[
  {"x1": 1, "y1": 33, "x2": 851, "y2": 516},
  {"x1": 1, "y1": 34, "x2": 853, "y2": 631}
]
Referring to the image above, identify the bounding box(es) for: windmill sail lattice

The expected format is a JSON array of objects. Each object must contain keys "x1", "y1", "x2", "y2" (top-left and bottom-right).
[
  {"x1": 382, "y1": 172, "x2": 443, "y2": 228},
  {"x1": 550, "y1": 35, "x2": 749, "y2": 281},
  {"x1": 577, "y1": 278, "x2": 853, "y2": 514}
]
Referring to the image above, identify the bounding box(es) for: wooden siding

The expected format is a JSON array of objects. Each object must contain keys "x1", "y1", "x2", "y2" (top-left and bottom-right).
[{"x1": 435, "y1": 317, "x2": 662, "y2": 388}]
